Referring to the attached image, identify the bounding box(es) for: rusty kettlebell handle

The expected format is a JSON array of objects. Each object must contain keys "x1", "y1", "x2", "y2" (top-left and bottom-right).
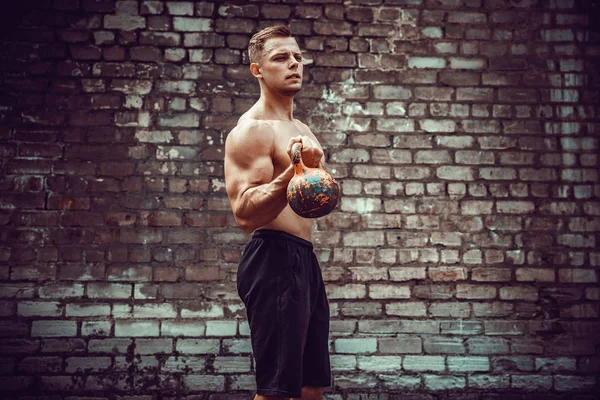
[
  {"x1": 291, "y1": 142, "x2": 322, "y2": 172},
  {"x1": 291, "y1": 142, "x2": 303, "y2": 167}
]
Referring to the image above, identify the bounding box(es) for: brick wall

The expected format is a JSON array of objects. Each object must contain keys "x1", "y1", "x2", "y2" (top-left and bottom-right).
[{"x1": 0, "y1": 0, "x2": 599, "y2": 398}]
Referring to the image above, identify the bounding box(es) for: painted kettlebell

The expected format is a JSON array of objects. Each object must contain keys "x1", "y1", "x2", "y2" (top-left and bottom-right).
[{"x1": 287, "y1": 143, "x2": 339, "y2": 218}]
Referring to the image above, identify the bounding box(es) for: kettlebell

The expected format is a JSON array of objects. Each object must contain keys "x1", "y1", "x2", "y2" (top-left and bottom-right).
[{"x1": 287, "y1": 143, "x2": 339, "y2": 218}]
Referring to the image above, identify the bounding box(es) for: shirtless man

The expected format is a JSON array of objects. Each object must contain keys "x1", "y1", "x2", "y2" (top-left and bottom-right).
[{"x1": 224, "y1": 25, "x2": 331, "y2": 400}]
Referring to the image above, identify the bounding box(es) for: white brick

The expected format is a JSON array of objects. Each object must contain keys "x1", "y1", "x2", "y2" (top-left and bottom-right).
[
  {"x1": 213, "y1": 356, "x2": 251, "y2": 373},
  {"x1": 39, "y1": 284, "x2": 84, "y2": 299},
  {"x1": 181, "y1": 303, "x2": 224, "y2": 318},
  {"x1": 173, "y1": 17, "x2": 212, "y2": 32},
  {"x1": 511, "y1": 375, "x2": 552, "y2": 390},
  {"x1": 422, "y1": 27, "x2": 443, "y2": 38},
  {"x1": 420, "y1": 119, "x2": 456, "y2": 133},
  {"x1": 229, "y1": 374, "x2": 256, "y2": 391},
  {"x1": 469, "y1": 374, "x2": 510, "y2": 389},
  {"x1": 134, "y1": 130, "x2": 174, "y2": 143},
  {"x1": 177, "y1": 339, "x2": 220, "y2": 354},
  {"x1": 331, "y1": 355, "x2": 357, "y2": 371},
  {"x1": 450, "y1": 57, "x2": 486, "y2": 70},
  {"x1": 358, "y1": 356, "x2": 402, "y2": 372},
  {"x1": 379, "y1": 374, "x2": 422, "y2": 390},
  {"x1": 386, "y1": 302, "x2": 427, "y2": 316},
  {"x1": 424, "y1": 375, "x2": 466, "y2": 390},
  {"x1": 159, "y1": 113, "x2": 200, "y2": 127},
  {"x1": 403, "y1": 355, "x2": 445, "y2": 371},
  {"x1": 112, "y1": 304, "x2": 132, "y2": 318},
  {"x1": 447, "y1": 356, "x2": 490, "y2": 372},
  {"x1": 135, "y1": 338, "x2": 173, "y2": 354},
  {"x1": 133, "y1": 303, "x2": 177, "y2": 318},
  {"x1": 436, "y1": 166, "x2": 475, "y2": 181},
  {"x1": 368, "y1": 284, "x2": 411, "y2": 299},
  {"x1": 335, "y1": 338, "x2": 377, "y2": 354},
  {"x1": 66, "y1": 303, "x2": 110, "y2": 317},
  {"x1": 115, "y1": 321, "x2": 159, "y2": 337},
  {"x1": 389, "y1": 266, "x2": 425, "y2": 281},
  {"x1": 164, "y1": 355, "x2": 206, "y2": 373},
  {"x1": 376, "y1": 118, "x2": 415, "y2": 132},
  {"x1": 88, "y1": 338, "x2": 131, "y2": 353},
  {"x1": 205, "y1": 320, "x2": 236, "y2": 337},
  {"x1": 239, "y1": 320, "x2": 250, "y2": 336},
  {"x1": 184, "y1": 374, "x2": 225, "y2": 391},
  {"x1": 222, "y1": 338, "x2": 251, "y2": 354},
  {"x1": 373, "y1": 86, "x2": 412, "y2": 100},
  {"x1": 156, "y1": 80, "x2": 195, "y2": 94},
  {"x1": 341, "y1": 198, "x2": 381, "y2": 213},
  {"x1": 408, "y1": 57, "x2": 446, "y2": 69},
  {"x1": 166, "y1": 1, "x2": 194, "y2": 15},
  {"x1": 82, "y1": 321, "x2": 111, "y2": 336},
  {"x1": 327, "y1": 284, "x2": 366, "y2": 299}
]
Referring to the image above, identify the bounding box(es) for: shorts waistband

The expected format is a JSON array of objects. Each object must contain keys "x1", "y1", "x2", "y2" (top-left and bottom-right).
[{"x1": 252, "y1": 229, "x2": 313, "y2": 249}]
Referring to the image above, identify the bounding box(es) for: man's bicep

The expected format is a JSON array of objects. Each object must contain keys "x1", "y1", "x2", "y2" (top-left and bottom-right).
[
  {"x1": 224, "y1": 133, "x2": 274, "y2": 205},
  {"x1": 227, "y1": 155, "x2": 274, "y2": 198}
]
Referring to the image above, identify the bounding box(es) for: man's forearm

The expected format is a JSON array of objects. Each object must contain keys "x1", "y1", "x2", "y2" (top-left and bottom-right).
[{"x1": 234, "y1": 165, "x2": 295, "y2": 232}]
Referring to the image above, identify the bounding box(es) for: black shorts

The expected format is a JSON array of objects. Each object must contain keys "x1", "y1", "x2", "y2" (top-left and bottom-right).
[{"x1": 236, "y1": 229, "x2": 331, "y2": 398}]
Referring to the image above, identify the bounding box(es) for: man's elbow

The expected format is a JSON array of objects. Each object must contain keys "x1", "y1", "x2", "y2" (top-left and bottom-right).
[
  {"x1": 233, "y1": 212, "x2": 257, "y2": 234},
  {"x1": 238, "y1": 219, "x2": 255, "y2": 234}
]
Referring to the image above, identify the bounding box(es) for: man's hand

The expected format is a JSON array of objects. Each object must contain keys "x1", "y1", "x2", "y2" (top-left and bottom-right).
[{"x1": 287, "y1": 135, "x2": 324, "y2": 168}]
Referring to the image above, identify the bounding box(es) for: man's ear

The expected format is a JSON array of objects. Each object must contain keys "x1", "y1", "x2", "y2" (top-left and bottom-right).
[{"x1": 250, "y1": 63, "x2": 262, "y2": 79}]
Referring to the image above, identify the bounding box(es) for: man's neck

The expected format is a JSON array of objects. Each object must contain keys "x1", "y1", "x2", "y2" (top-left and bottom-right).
[{"x1": 258, "y1": 92, "x2": 295, "y2": 121}]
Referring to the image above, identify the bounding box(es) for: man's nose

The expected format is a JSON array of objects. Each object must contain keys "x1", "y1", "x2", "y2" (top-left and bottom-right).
[{"x1": 289, "y1": 57, "x2": 298, "y2": 69}]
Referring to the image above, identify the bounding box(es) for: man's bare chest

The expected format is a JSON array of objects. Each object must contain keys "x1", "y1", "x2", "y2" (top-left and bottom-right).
[{"x1": 270, "y1": 121, "x2": 319, "y2": 171}]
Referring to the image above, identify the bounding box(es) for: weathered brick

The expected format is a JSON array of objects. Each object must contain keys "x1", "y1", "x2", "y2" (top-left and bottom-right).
[
  {"x1": 448, "y1": 356, "x2": 490, "y2": 372},
  {"x1": 368, "y1": 284, "x2": 410, "y2": 299},
  {"x1": 32, "y1": 321, "x2": 77, "y2": 337},
  {"x1": 436, "y1": 166, "x2": 475, "y2": 181},
  {"x1": 18, "y1": 301, "x2": 62, "y2": 317},
  {"x1": 18, "y1": 356, "x2": 63, "y2": 373},
  {"x1": 404, "y1": 355, "x2": 445, "y2": 371},
  {"x1": 104, "y1": 15, "x2": 146, "y2": 30},
  {"x1": 205, "y1": 321, "x2": 237, "y2": 337},
  {"x1": 115, "y1": 320, "x2": 159, "y2": 337},
  {"x1": 457, "y1": 87, "x2": 494, "y2": 101},
  {"x1": 358, "y1": 355, "x2": 402, "y2": 372},
  {"x1": 314, "y1": 53, "x2": 356, "y2": 67},
  {"x1": 173, "y1": 17, "x2": 212, "y2": 32},
  {"x1": 386, "y1": 302, "x2": 427, "y2": 316},
  {"x1": 335, "y1": 338, "x2": 377, "y2": 354},
  {"x1": 327, "y1": 284, "x2": 367, "y2": 299},
  {"x1": 450, "y1": 57, "x2": 486, "y2": 70}
]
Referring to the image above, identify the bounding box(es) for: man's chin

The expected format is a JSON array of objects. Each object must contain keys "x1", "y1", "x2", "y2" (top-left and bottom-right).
[{"x1": 280, "y1": 85, "x2": 302, "y2": 96}]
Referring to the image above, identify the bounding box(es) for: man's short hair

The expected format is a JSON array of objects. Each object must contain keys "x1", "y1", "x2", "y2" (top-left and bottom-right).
[{"x1": 248, "y1": 24, "x2": 292, "y2": 64}]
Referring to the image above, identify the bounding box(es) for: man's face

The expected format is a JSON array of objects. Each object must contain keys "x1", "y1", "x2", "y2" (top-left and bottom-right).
[{"x1": 255, "y1": 36, "x2": 303, "y2": 95}]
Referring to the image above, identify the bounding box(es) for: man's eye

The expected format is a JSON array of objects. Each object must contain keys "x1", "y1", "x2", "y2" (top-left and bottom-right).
[{"x1": 295, "y1": 56, "x2": 302, "y2": 61}]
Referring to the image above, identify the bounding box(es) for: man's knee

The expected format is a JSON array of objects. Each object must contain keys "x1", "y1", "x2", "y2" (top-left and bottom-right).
[{"x1": 302, "y1": 386, "x2": 326, "y2": 400}]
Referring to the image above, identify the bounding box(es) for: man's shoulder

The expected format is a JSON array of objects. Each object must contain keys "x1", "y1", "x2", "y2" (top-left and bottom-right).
[
  {"x1": 293, "y1": 118, "x2": 312, "y2": 132},
  {"x1": 229, "y1": 118, "x2": 275, "y2": 140},
  {"x1": 225, "y1": 118, "x2": 276, "y2": 156}
]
